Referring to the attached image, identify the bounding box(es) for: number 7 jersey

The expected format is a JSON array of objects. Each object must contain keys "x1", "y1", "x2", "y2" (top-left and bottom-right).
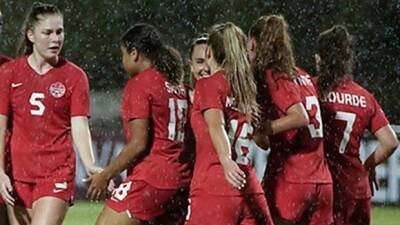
[
  {"x1": 314, "y1": 76, "x2": 389, "y2": 199},
  {"x1": 0, "y1": 56, "x2": 90, "y2": 182}
]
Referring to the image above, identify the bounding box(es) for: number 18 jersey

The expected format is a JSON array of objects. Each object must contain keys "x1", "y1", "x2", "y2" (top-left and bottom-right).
[
  {"x1": 315, "y1": 76, "x2": 389, "y2": 199},
  {"x1": 121, "y1": 67, "x2": 190, "y2": 189},
  {"x1": 0, "y1": 56, "x2": 90, "y2": 182}
]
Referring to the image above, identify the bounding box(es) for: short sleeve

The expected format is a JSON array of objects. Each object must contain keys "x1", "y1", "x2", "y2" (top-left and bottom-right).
[
  {"x1": 70, "y1": 71, "x2": 90, "y2": 117},
  {"x1": 269, "y1": 75, "x2": 302, "y2": 113},
  {"x1": 123, "y1": 80, "x2": 151, "y2": 120},
  {"x1": 0, "y1": 64, "x2": 12, "y2": 116},
  {"x1": 194, "y1": 77, "x2": 225, "y2": 112},
  {"x1": 368, "y1": 96, "x2": 389, "y2": 133}
]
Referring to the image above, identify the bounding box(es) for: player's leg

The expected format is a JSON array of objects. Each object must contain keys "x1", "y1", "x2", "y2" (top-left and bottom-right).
[
  {"x1": 348, "y1": 199, "x2": 370, "y2": 225},
  {"x1": 6, "y1": 181, "x2": 34, "y2": 225},
  {"x1": 266, "y1": 177, "x2": 314, "y2": 225},
  {"x1": 240, "y1": 193, "x2": 274, "y2": 225},
  {"x1": 100, "y1": 179, "x2": 177, "y2": 225},
  {"x1": 29, "y1": 179, "x2": 73, "y2": 225},
  {"x1": 305, "y1": 183, "x2": 333, "y2": 225},
  {"x1": 0, "y1": 200, "x2": 10, "y2": 225},
  {"x1": 30, "y1": 196, "x2": 68, "y2": 225},
  {"x1": 185, "y1": 194, "x2": 242, "y2": 225},
  {"x1": 95, "y1": 205, "x2": 141, "y2": 225},
  {"x1": 6, "y1": 205, "x2": 31, "y2": 225}
]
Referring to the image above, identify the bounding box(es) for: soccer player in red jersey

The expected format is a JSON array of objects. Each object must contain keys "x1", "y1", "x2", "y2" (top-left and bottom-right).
[
  {"x1": 185, "y1": 22, "x2": 274, "y2": 225},
  {"x1": 0, "y1": 7, "x2": 12, "y2": 225},
  {"x1": 248, "y1": 15, "x2": 333, "y2": 225},
  {"x1": 86, "y1": 24, "x2": 191, "y2": 225},
  {"x1": 0, "y1": 2, "x2": 100, "y2": 225},
  {"x1": 315, "y1": 25, "x2": 398, "y2": 225},
  {"x1": 189, "y1": 34, "x2": 210, "y2": 81}
]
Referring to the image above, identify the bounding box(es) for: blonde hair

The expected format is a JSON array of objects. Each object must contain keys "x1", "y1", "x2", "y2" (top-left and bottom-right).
[
  {"x1": 249, "y1": 15, "x2": 296, "y2": 79},
  {"x1": 208, "y1": 22, "x2": 259, "y2": 120}
]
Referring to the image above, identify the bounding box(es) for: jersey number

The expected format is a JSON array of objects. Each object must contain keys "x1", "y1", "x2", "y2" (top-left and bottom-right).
[
  {"x1": 168, "y1": 98, "x2": 188, "y2": 142},
  {"x1": 335, "y1": 111, "x2": 356, "y2": 154},
  {"x1": 228, "y1": 119, "x2": 253, "y2": 165},
  {"x1": 305, "y1": 96, "x2": 323, "y2": 138},
  {"x1": 29, "y1": 92, "x2": 45, "y2": 116},
  {"x1": 111, "y1": 181, "x2": 132, "y2": 201}
]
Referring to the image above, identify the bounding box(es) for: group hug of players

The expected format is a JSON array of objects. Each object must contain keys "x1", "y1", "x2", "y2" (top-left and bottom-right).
[{"x1": 0, "y1": 2, "x2": 398, "y2": 225}]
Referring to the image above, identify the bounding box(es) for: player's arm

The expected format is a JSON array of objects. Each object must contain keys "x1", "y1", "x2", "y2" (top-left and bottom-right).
[
  {"x1": 203, "y1": 108, "x2": 246, "y2": 189},
  {"x1": 87, "y1": 119, "x2": 149, "y2": 200},
  {"x1": 0, "y1": 114, "x2": 14, "y2": 205},
  {"x1": 253, "y1": 134, "x2": 270, "y2": 150},
  {"x1": 71, "y1": 116, "x2": 102, "y2": 175},
  {"x1": 257, "y1": 103, "x2": 309, "y2": 136},
  {"x1": 364, "y1": 125, "x2": 398, "y2": 170}
]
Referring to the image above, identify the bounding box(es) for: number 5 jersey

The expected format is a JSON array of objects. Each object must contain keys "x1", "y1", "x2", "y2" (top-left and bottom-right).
[{"x1": 0, "y1": 56, "x2": 90, "y2": 182}]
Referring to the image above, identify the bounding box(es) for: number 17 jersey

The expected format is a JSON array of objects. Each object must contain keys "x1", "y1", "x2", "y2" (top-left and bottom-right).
[{"x1": 121, "y1": 67, "x2": 190, "y2": 189}]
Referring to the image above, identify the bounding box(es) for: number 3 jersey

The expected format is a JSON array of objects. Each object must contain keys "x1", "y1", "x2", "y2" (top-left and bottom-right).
[
  {"x1": 121, "y1": 67, "x2": 191, "y2": 189},
  {"x1": 0, "y1": 56, "x2": 90, "y2": 182},
  {"x1": 263, "y1": 68, "x2": 332, "y2": 184},
  {"x1": 313, "y1": 76, "x2": 389, "y2": 199},
  {"x1": 190, "y1": 70, "x2": 263, "y2": 196}
]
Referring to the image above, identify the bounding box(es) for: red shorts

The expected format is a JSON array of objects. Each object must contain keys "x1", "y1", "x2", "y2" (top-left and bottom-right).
[
  {"x1": 13, "y1": 179, "x2": 74, "y2": 209},
  {"x1": 185, "y1": 193, "x2": 274, "y2": 225},
  {"x1": 266, "y1": 178, "x2": 333, "y2": 225},
  {"x1": 333, "y1": 194, "x2": 370, "y2": 225},
  {"x1": 106, "y1": 179, "x2": 178, "y2": 221}
]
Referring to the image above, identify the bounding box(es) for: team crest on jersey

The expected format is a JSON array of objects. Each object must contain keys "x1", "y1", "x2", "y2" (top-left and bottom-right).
[{"x1": 49, "y1": 82, "x2": 66, "y2": 98}]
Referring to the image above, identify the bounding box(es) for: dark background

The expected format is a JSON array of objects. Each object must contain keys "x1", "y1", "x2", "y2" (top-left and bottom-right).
[{"x1": 2, "y1": 0, "x2": 399, "y2": 123}]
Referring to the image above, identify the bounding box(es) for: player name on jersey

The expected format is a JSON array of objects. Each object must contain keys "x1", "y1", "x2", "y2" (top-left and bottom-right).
[{"x1": 322, "y1": 91, "x2": 367, "y2": 108}]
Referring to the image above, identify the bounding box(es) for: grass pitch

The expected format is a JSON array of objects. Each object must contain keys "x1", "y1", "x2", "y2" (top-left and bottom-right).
[{"x1": 63, "y1": 201, "x2": 400, "y2": 225}]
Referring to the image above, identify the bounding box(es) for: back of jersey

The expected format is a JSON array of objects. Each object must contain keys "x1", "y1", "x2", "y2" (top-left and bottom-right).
[{"x1": 319, "y1": 77, "x2": 388, "y2": 198}]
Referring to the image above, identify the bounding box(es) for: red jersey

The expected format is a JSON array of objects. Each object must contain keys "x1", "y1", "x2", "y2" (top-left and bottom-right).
[
  {"x1": 0, "y1": 56, "x2": 90, "y2": 182},
  {"x1": 0, "y1": 54, "x2": 11, "y2": 173},
  {"x1": 121, "y1": 67, "x2": 190, "y2": 189},
  {"x1": 0, "y1": 54, "x2": 11, "y2": 65},
  {"x1": 263, "y1": 68, "x2": 332, "y2": 184},
  {"x1": 190, "y1": 71, "x2": 263, "y2": 196},
  {"x1": 314, "y1": 76, "x2": 389, "y2": 199}
]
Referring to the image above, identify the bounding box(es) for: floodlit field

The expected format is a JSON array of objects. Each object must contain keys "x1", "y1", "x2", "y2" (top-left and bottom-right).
[{"x1": 63, "y1": 201, "x2": 400, "y2": 225}]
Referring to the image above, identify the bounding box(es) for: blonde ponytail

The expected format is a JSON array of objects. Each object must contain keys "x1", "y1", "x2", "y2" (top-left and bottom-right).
[{"x1": 209, "y1": 22, "x2": 259, "y2": 120}]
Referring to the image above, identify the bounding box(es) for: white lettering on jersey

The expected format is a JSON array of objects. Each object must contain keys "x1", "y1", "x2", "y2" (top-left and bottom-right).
[
  {"x1": 323, "y1": 92, "x2": 367, "y2": 108},
  {"x1": 294, "y1": 74, "x2": 313, "y2": 86}
]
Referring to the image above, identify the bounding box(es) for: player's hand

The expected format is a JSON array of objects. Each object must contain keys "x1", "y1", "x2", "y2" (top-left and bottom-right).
[
  {"x1": 86, "y1": 171, "x2": 109, "y2": 201},
  {"x1": 85, "y1": 164, "x2": 103, "y2": 176},
  {"x1": 0, "y1": 171, "x2": 14, "y2": 206},
  {"x1": 221, "y1": 158, "x2": 246, "y2": 189},
  {"x1": 367, "y1": 166, "x2": 379, "y2": 196}
]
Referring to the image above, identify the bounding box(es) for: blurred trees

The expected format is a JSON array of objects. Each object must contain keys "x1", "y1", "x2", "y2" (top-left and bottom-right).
[{"x1": 1, "y1": 0, "x2": 399, "y2": 123}]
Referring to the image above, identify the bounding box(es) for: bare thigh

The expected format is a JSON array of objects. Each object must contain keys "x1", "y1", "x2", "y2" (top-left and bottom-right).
[
  {"x1": 6, "y1": 204, "x2": 32, "y2": 225},
  {"x1": 95, "y1": 205, "x2": 143, "y2": 225},
  {"x1": 30, "y1": 196, "x2": 68, "y2": 225}
]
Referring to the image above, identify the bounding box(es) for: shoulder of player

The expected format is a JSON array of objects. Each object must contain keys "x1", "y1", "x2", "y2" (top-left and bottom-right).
[{"x1": 196, "y1": 70, "x2": 227, "y2": 89}]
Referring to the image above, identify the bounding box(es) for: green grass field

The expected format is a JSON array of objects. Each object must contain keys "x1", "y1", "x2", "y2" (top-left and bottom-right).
[{"x1": 63, "y1": 201, "x2": 400, "y2": 225}]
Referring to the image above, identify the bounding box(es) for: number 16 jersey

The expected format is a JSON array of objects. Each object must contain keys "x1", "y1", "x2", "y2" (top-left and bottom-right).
[{"x1": 0, "y1": 56, "x2": 90, "y2": 182}]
